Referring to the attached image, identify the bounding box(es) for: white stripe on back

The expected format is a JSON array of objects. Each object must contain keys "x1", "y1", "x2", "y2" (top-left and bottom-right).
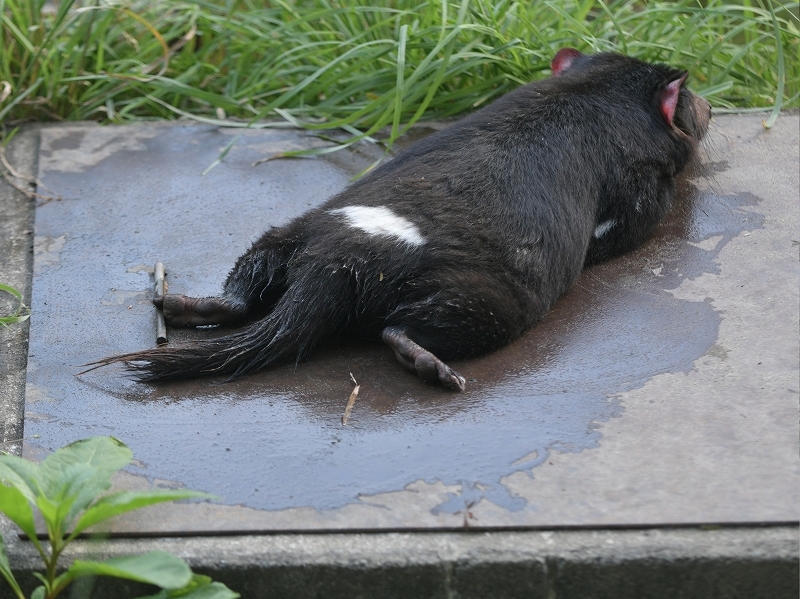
[{"x1": 329, "y1": 205, "x2": 425, "y2": 246}]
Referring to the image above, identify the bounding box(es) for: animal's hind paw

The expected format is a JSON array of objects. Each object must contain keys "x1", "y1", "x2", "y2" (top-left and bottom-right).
[
  {"x1": 413, "y1": 352, "x2": 466, "y2": 390},
  {"x1": 381, "y1": 326, "x2": 466, "y2": 391}
]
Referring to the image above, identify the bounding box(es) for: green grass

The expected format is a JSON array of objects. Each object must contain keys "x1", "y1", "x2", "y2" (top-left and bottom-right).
[
  {"x1": 0, "y1": 283, "x2": 29, "y2": 327},
  {"x1": 0, "y1": 0, "x2": 798, "y2": 142}
]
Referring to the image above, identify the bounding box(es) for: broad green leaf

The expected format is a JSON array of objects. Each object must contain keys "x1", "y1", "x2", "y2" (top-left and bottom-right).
[
  {"x1": 64, "y1": 550, "x2": 192, "y2": 589},
  {"x1": 53, "y1": 462, "x2": 109, "y2": 529},
  {"x1": 32, "y1": 462, "x2": 99, "y2": 534},
  {"x1": 31, "y1": 586, "x2": 45, "y2": 599},
  {"x1": 0, "y1": 455, "x2": 42, "y2": 503},
  {"x1": 38, "y1": 437, "x2": 132, "y2": 523},
  {"x1": 0, "y1": 536, "x2": 25, "y2": 599},
  {"x1": 72, "y1": 489, "x2": 214, "y2": 537},
  {"x1": 136, "y1": 575, "x2": 240, "y2": 599},
  {"x1": 39, "y1": 436, "x2": 132, "y2": 494},
  {"x1": 0, "y1": 483, "x2": 37, "y2": 541}
]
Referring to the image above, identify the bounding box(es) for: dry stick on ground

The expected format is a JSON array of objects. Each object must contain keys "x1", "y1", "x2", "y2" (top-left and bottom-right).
[
  {"x1": 341, "y1": 372, "x2": 360, "y2": 425},
  {"x1": 0, "y1": 144, "x2": 61, "y2": 202}
]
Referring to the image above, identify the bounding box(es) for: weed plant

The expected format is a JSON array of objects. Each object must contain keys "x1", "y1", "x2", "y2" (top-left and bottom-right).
[
  {"x1": 0, "y1": 284, "x2": 28, "y2": 327},
  {"x1": 0, "y1": 0, "x2": 797, "y2": 141},
  {"x1": 0, "y1": 437, "x2": 237, "y2": 599}
]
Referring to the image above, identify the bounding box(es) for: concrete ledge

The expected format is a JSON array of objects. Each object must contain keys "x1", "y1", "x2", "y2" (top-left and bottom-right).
[
  {"x1": 1, "y1": 524, "x2": 798, "y2": 598},
  {"x1": 0, "y1": 126, "x2": 36, "y2": 455}
]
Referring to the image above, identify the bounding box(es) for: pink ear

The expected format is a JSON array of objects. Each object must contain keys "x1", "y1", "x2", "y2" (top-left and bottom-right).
[
  {"x1": 660, "y1": 72, "x2": 688, "y2": 127},
  {"x1": 551, "y1": 48, "x2": 583, "y2": 77}
]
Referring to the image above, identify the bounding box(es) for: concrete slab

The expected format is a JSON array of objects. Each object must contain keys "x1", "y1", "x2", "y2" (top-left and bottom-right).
[{"x1": 18, "y1": 114, "x2": 800, "y2": 535}]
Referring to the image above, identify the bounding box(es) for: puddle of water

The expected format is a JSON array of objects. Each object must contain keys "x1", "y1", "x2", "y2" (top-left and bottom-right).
[{"x1": 25, "y1": 126, "x2": 761, "y2": 528}]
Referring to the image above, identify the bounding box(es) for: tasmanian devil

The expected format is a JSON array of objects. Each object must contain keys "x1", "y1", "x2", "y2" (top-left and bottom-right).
[{"x1": 93, "y1": 49, "x2": 710, "y2": 390}]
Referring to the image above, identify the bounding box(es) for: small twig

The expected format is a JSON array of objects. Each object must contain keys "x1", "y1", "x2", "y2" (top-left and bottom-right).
[
  {"x1": 0, "y1": 145, "x2": 62, "y2": 202},
  {"x1": 0, "y1": 434, "x2": 39, "y2": 447},
  {"x1": 0, "y1": 170, "x2": 56, "y2": 202},
  {"x1": 341, "y1": 372, "x2": 360, "y2": 425},
  {"x1": 461, "y1": 500, "x2": 478, "y2": 528},
  {"x1": 154, "y1": 262, "x2": 167, "y2": 345}
]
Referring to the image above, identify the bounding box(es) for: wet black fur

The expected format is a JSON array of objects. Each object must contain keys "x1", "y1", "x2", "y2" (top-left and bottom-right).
[{"x1": 98, "y1": 52, "x2": 708, "y2": 383}]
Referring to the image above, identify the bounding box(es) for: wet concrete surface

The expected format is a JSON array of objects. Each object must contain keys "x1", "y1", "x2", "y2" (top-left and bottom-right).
[{"x1": 22, "y1": 116, "x2": 798, "y2": 533}]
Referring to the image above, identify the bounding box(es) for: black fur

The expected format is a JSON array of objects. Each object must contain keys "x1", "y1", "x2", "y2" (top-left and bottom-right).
[{"x1": 90, "y1": 50, "x2": 709, "y2": 389}]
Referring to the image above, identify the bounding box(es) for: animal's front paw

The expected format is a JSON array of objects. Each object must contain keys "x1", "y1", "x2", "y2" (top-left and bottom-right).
[
  {"x1": 153, "y1": 294, "x2": 192, "y2": 327},
  {"x1": 153, "y1": 294, "x2": 245, "y2": 327}
]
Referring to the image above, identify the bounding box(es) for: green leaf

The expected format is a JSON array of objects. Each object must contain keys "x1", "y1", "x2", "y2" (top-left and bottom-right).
[
  {"x1": 178, "y1": 581, "x2": 239, "y2": 599},
  {"x1": 136, "y1": 575, "x2": 240, "y2": 599},
  {"x1": 0, "y1": 281, "x2": 29, "y2": 326},
  {"x1": 39, "y1": 437, "x2": 132, "y2": 493},
  {"x1": 64, "y1": 551, "x2": 192, "y2": 589},
  {"x1": 0, "y1": 483, "x2": 37, "y2": 541},
  {"x1": 31, "y1": 586, "x2": 45, "y2": 599},
  {"x1": 0, "y1": 284, "x2": 22, "y2": 302},
  {"x1": 762, "y1": 0, "x2": 785, "y2": 129},
  {"x1": 36, "y1": 462, "x2": 98, "y2": 534},
  {"x1": 201, "y1": 134, "x2": 240, "y2": 176},
  {"x1": 0, "y1": 535, "x2": 25, "y2": 599},
  {"x1": 38, "y1": 437, "x2": 132, "y2": 524},
  {"x1": 71, "y1": 489, "x2": 214, "y2": 537},
  {"x1": 0, "y1": 313, "x2": 29, "y2": 327},
  {"x1": 0, "y1": 455, "x2": 42, "y2": 503}
]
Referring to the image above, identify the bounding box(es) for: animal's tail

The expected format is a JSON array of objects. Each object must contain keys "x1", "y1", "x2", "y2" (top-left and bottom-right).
[{"x1": 86, "y1": 265, "x2": 353, "y2": 382}]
